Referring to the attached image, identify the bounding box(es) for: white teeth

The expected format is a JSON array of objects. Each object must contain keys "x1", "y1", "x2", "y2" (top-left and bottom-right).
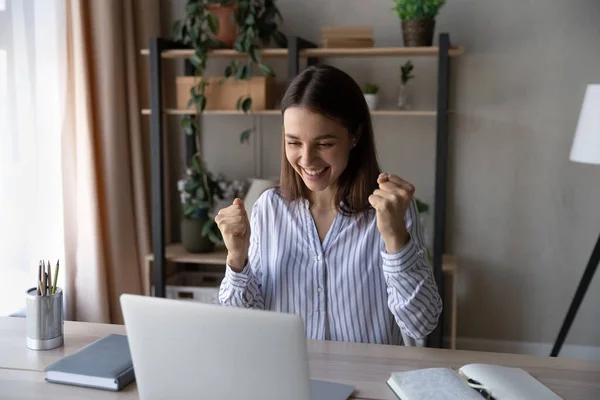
[{"x1": 304, "y1": 167, "x2": 326, "y2": 176}]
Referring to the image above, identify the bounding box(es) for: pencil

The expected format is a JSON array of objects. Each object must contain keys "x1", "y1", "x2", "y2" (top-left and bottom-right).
[
  {"x1": 37, "y1": 261, "x2": 42, "y2": 295},
  {"x1": 39, "y1": 279, "x2": 45, "y2": 296},
  {"x1": 52, "y1": 260, "x2": 59, "y2": 295},
  {"x1": 47, "y1": 261, "x2": 52, "y2": 296}
]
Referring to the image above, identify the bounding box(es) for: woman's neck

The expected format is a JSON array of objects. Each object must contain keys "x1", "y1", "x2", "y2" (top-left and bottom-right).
[{"x1": 309, "y1": 186, "x2": 337, "y2": 211}]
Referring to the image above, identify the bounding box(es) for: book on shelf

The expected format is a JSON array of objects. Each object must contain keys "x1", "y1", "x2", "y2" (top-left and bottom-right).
[
  {"x1": 321, "y1": 38, "x2": 375, "y2": 48},
  {"x1": 321, "y1": 26, "x2": 373, "y2": 39},
  {"x1": 387, "y1": 364, "x2": 562, "y2": 400}
]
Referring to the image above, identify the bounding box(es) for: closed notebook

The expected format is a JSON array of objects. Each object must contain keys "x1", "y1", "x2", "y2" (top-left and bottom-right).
[
  {"x1": 387, "y1": 364, "x2": 563, "y2": 400},
  {"x1": 45, "y1": 334, "x2": 135, "y2": 391}
]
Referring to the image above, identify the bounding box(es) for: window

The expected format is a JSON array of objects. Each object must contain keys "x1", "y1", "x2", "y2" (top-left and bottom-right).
[{"x1": 0, "y1": 0, "x2": 66, "y2": 315}]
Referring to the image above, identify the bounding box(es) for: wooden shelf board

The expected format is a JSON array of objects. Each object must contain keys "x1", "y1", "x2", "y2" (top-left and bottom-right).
[
  {"x1": 141, "y1": 108, "x2": 436, "y2": 117},
  {"x1": 147, "y1": 243, "x2": 457, "y2": 273},
  {"x1": 140, "y1": 46, "x2": 465, "y2": 59},
  {"x1": 302, "y1": 46, "x2": 465, "y2": 58},
  {"x1": 146, "y1": 243, "x2": 228, "y2": 265}
]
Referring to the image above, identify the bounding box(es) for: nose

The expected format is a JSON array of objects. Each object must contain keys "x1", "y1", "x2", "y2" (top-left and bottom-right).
[{"x1": 300, "y1": 145, "x2": 317, "y2": 165}]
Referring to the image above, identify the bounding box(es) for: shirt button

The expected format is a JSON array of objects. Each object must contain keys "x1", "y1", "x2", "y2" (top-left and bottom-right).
[
  {"x1": 418, "y1": 250, "x2": 425, "y2": 257},
  {"x1": 316, "y1": 255, "x2": 321, "y2": 261},
  {"x1": 317, "y1": 287, "x2": 323, "y2": 293}
]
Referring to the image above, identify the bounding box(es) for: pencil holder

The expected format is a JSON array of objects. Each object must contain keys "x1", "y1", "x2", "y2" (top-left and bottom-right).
[{"x1": 25, "y1": 287, "x2": 64, "y2": 350}]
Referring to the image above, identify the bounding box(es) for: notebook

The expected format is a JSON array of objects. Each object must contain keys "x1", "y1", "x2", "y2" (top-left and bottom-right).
[
  {"x1": 387, "y1": 364, "x2": 563, "y2": 400},
  {"x1": 45, "y1": 334, "x2": 135, "y2": 391}
]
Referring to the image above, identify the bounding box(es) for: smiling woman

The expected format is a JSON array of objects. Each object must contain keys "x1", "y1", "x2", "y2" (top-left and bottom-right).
[{"x1": 217, "y1": 64, "x2": 442, "y2": 345}]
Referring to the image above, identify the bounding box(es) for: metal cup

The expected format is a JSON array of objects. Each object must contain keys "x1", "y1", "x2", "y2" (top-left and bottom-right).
[{"x1": 25, "y1": 287, "x2": 64, "y2": 350}]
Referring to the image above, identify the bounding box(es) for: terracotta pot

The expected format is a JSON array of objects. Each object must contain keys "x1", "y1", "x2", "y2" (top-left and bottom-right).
[
  {"x1": 206, "y1": 3, "x2": 238, "y2": 48},
  {"x1": 401, "y1": 19, "x2": 435, "y2": 47},
  {"x1": 181, "y1": 216, "x2": 215, "y2": 253}
]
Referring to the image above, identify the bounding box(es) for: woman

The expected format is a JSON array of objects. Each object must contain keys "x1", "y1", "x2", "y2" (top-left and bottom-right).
[{"x1": 216, "y1": 64, "x2": 442, "y2": 345}]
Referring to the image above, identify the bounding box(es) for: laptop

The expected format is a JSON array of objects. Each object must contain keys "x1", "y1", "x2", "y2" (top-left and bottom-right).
[{"x1": 120, "y1": 294, "x2": 355, "y2": 400}]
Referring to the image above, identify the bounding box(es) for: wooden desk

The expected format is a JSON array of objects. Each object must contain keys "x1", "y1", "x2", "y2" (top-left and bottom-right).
[{"x1": 1, "y1": 317, "x2": 599, "y2": 399}]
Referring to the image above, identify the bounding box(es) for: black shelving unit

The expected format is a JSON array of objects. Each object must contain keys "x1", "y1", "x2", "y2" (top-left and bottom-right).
[{"x1": 146, "y1": 34, "x2": 456, "y2": 349}]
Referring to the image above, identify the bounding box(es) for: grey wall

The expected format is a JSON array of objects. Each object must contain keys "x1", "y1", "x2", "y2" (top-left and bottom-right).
[{"x1": 160, "y1": 0, "x2": 600, "y2": 346}]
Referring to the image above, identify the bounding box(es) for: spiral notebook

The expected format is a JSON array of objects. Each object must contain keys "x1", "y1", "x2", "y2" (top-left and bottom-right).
[{"x1": 387, "y1": 364, "x2": 563, "y2": 400}]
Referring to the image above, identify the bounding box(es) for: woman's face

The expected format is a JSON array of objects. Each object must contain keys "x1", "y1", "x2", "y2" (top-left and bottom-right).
[{"x1": 283, "y1": 107, "x2": 354, "y2": 194}]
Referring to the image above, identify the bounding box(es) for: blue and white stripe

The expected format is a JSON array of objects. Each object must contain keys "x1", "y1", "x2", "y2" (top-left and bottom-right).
[{"x1": 219, "y1": 189, "x2": 442, "y2": 345}]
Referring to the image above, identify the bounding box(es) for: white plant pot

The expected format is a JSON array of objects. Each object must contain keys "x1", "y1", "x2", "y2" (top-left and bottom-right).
[{"x1": 364, "y1": 94, "x2": 379, "y2": 111}]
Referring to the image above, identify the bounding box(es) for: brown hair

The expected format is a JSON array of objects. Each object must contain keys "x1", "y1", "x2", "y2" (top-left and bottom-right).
[{"x1": 278, "y1": 64, "x2": 381, "y2": 216}]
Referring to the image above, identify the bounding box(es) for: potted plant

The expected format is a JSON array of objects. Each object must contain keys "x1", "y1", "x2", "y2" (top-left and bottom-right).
[
  {"x1": 397, "y1": 60, "x2": 414, "y2": 109},
  {"x1": 363, "y1": 83, "x2": 379, "y2": 111},
  {"x1": 177, "y1": 153, "x2": 225, "y2": 253},
  {"x1": 393, "y1": 0, "x2": 446, "y2": 47},
  {"x1": 172, "y1": 0, "x2": 287, "y2": 144}
]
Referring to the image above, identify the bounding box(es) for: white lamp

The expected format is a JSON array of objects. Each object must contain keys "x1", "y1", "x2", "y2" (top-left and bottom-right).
[
  {"x1": 569, "y1": 84, "x2": 600, "y2": 165},
  {"x1": 552, "y1": 84, "x2": 600, "y2": 357}
]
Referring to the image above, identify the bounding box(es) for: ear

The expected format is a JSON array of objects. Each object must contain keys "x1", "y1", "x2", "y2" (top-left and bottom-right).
[{"x1": 352, "y1": 124, "x2": 363, "y2": 147}]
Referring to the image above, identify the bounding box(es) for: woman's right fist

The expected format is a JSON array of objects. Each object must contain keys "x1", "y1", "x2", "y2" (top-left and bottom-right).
[{"x1": 215, "y1": 198, "x2": 250, "y2": 271}]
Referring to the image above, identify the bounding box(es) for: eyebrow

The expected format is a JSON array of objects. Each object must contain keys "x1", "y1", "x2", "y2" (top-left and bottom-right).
[{"x1": 284, "y1": 133, "x2": 338, "y2": 140}]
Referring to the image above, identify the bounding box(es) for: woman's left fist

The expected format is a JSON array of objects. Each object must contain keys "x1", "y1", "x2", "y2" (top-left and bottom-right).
[{"x1": 368, "y1": 173, "x2": 414, "y2": 253}]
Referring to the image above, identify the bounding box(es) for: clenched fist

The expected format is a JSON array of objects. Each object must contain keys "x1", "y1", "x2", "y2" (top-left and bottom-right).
[
  {"x1": 368, "y1": 173, "x2": 414, "y2": 253},
  {"x1": 215, "y1": 198, "x2": 250, "y2": 272}
]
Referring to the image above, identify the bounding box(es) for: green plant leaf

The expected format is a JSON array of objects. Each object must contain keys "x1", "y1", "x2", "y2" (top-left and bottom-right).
[
  {"x1": 181, "y1": 116, "x2": 195, "y2": 135},
  {"x1": 240, "y1": 128, "x2": 252, "y2": 143},
  {"x1": 249, "y1": 46, "x2": 260, "y2": 63},
  {"x1": 207, "y1": 12, "x2": 220, "y2": 35},
  {"x1": 245, "y1": 13, "x2": 256, "y2": 26},
  {"x1": 191, "y1": 156, "x2": 201, "y2": 174},
  {"x1": 186, "y1": 2, "x2": 200, "y2": 15},
  {"x1": 236, "y1": 64, "x2": 248, "y2": 80},
  {"x1": 187, "y1": 96, "x2": 196, "y2": 108},
  {"x1": 195, "y1": 95, "x2": 207, "y2": 112},
  {"x1": 190, "y1": 53, "x2": 202, "y2": 68},
  {"x1": 242, "y1": 97, "x2": 252, "y2": 113},
  {"x1": 258, "y1": 63, "x2": 274, "y2": 77},
  {"x1": 195, "y1": 185, "x2": 205, "y2": 200},
  {"x1": 183, "y1": 204, "x2": 197, "y2": 218},
  {"x1": 236, "y1": 96, "x2": 243, "y2": 110},
  {"x1": 201, "y1": 218, "x2": 216, "y2": 238},
  {"x1": 171, "y1": 20, "x2": 183, "y2": 41}
]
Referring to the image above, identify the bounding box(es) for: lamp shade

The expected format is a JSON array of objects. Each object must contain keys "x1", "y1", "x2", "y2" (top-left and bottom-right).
[{"x1": 569, "y1": 84, "x2": 600, "y2": 165}]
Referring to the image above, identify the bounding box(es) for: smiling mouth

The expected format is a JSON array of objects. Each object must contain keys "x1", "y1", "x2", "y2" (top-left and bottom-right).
[{"x1": 301, "y1": 166, "x2": 329, "y2": 178}]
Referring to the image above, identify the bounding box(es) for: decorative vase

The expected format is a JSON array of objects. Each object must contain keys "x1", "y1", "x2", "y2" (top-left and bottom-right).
[
  {"x1": 181, "y1": 216, "x2": 214, "y2": 253},
  {"x1": 206, "y1": 3, "x2": 238, "y2": 48},
  {"x1": 397, "y1": 82, "x2": 410, "y2": 110},
  {"x1": 364, "y1": 94, "x2": 379, "y2": 111},
  {"x1": 401, "y1": 19, "x2": 435, "y2": 47}
]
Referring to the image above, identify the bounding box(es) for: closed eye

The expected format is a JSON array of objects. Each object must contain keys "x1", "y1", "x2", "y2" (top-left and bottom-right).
[
  {"x1": 286, "y1": 142, "x2": 301, "y2": 146},
  {"x1": 317, "y1": 143, "x2": 334, "y2": 148}
]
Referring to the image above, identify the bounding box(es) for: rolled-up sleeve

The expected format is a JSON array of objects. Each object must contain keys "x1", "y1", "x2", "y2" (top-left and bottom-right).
[
  {"x1": 218, "y1": 203, "x2": 264, "y2": 309},
  {"x1": 381, "y1": 200, "x2": 443, "y2": 339}
]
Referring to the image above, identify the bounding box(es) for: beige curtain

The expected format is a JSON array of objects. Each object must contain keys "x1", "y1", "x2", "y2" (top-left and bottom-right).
[{"x1": 62, "y1": 0, "x2": 161, "y2": 323}]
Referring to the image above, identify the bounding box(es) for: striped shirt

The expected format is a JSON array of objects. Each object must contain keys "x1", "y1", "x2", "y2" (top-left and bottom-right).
[{"x1": 218, "y1": 189, "x2": 442, "y2": 345}]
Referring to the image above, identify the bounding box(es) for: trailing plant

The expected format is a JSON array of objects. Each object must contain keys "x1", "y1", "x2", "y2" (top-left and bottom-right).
[
  {"x1": 172, "y1": 0, "x2": 287, "y2": 144},
  {"x1": 392, "y1": 0, "x2": 446, "y2": 20},
  {"x1": 177, "y1": 152, "x2": 225, "y2": 244}
]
